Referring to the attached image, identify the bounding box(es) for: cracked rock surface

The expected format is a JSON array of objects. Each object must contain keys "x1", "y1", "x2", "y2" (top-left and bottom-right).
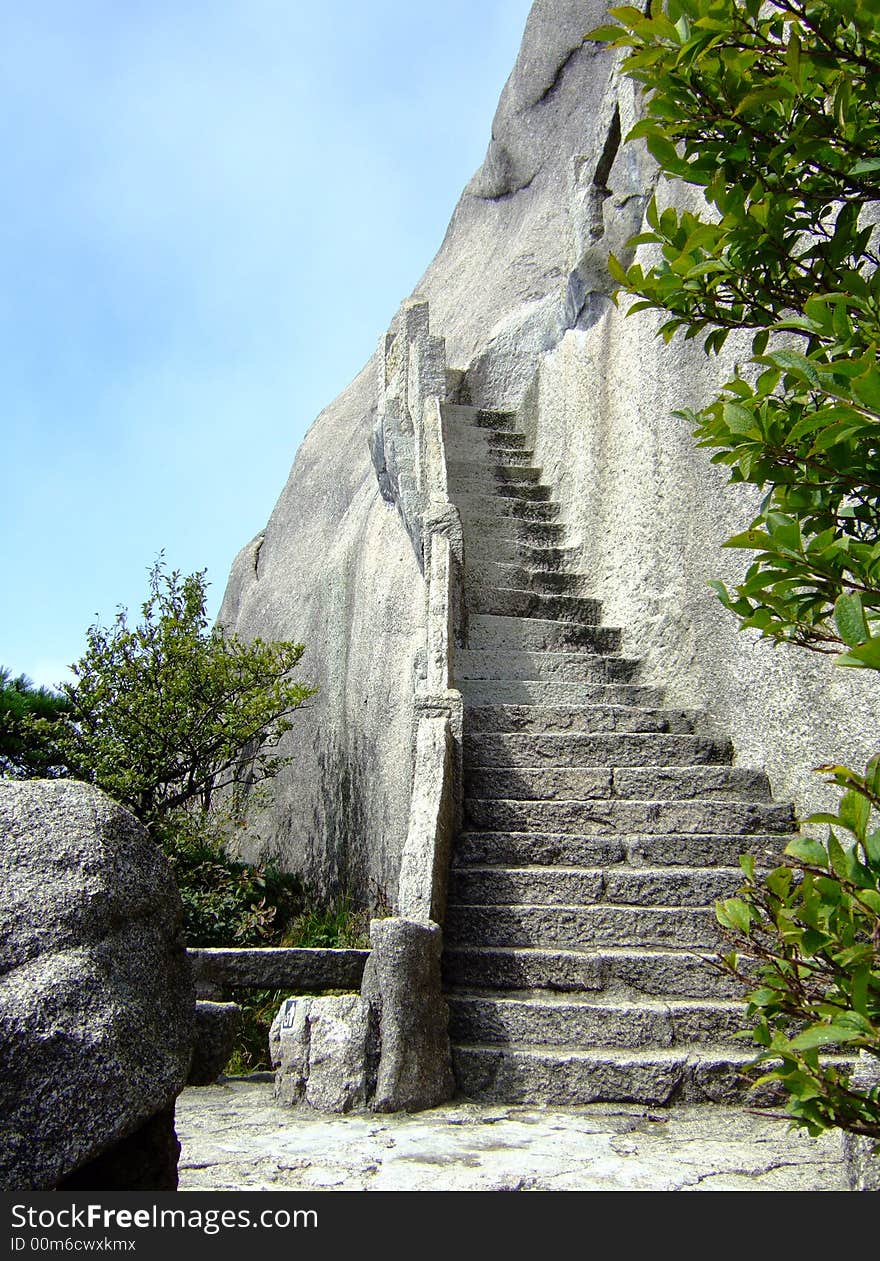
[{"x1": 177, "y1": 1078, "x2": 848, "y2": 1192}]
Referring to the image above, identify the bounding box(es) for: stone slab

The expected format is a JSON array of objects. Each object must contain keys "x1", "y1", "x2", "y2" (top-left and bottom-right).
[{"x1": 176, "y1": 1079, "x2": 849, "y2": 1191}]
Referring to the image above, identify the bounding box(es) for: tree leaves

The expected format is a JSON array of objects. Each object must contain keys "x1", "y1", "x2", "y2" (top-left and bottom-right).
[{"x1": 51, "y1": 559, "x2": 317, "y2": 823}]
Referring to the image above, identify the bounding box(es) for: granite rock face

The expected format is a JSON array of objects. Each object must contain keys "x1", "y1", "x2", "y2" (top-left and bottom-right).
[
  {"x1": 0, "y1": 780, "x2": 194, "y2": 1190},
  {"x1": 220, "y1": 0, "x2": 878, "y2": 898},
  {"x1": 218, "y1": 0, "x2": 620, "y2": 898}
]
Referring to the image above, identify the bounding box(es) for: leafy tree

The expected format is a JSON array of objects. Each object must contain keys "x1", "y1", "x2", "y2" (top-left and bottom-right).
[
  {"x1": 42, "y1": 558, "x2": 317, "y2": 824},
  {"x1": 0, "y1": 668, "x2": 70, "y2": 778},
  {"x1": 591, "y1": 0, "x2": 880, "y2": 1139}
]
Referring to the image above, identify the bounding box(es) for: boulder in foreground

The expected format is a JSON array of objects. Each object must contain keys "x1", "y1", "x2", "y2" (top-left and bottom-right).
[{"x1": 0, "y1": 779, "x2": 194, "y2": 1190}]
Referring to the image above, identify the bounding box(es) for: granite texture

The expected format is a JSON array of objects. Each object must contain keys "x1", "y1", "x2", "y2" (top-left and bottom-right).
[{"x1": 0, "y1": 780, "x2": 194, "y2": 1190}]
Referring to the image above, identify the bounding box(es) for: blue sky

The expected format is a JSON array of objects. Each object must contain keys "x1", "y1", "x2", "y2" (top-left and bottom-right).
[{"x1": 1, "y1": 1, "x2": 534, "y2": 688}]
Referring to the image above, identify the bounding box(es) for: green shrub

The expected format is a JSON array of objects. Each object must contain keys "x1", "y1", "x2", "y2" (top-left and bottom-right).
[
  {"x1": 156, "y1": 810, "x2": 307, "y2": 948},
  {"x1": 155, "y1": 808, "x2": 374, "y2": 1073},
  {"x1": 717, "y1": 766, "x2": 880, "y2": 1143}
]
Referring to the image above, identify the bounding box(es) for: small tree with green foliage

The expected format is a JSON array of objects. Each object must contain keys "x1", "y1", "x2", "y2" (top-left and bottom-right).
[
  {"x1": 47, "y1": 559, "x2": 317, "y2": 824},
  {"x1": 4, "y1": 561, "x2": 358, "y2": 1072},
  {"x1": 591, "y1": 0, "x2": 880, "y2": 1140}
]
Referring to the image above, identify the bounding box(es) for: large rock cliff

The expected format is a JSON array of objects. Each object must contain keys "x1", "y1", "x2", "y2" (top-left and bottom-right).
[{"x1": 220, "y1": 0, "x2": 879, "y2": 898}]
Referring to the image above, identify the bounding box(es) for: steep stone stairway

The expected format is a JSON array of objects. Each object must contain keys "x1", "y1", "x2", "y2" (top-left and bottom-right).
[{"x1": 440, "y1": 402, "x2": 797, "y2": 1106}]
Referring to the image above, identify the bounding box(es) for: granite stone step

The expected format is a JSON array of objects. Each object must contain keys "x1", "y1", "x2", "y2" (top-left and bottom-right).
[
  {"x1": 450, "y1": 1044, "x2": 777, "y2": 1106},
  {"x1": 448, "y1": 865, "x2": 746, "y2": 907},
  {"x1": 447, "y1": 993, "x2": 748, "y2": 1050},
  {"x1": 444, "y1": 404, "x2": 518, "y2": 432},
  {"x1": 467, "y1": 615, "x2": 622, "y2": 654},
  {"x1": 441, "y1": 945, "x2": 745, "y2": 998},
  {"x1": 475, "y1": 520, "x2": 569, "y2": 547},
  {"x1": 444, "y1": 903, "x2": 721, "y2": 950},
  {"x1": 464, "y1": 731, "x2": 730, "y2": 766},
  {"x1": 463, "y1": 704, "x2": 701, "y2": 735},
  {"x1": 463, "y1": 797, "x2": 796, "y2": 835},
  {"x1": 482, "y1": 449, "x2": 536, "y2": 467},
  {"x1": 452, "y1": 831, "x2": 788, "y2": 869},
  {"x1": 458, "y1": 650, "x2": 639, "y2": 684},
  {"x1": 467, "y1": 410, "x2": 519, "y2": 432},
  {"x1": 446, "y1": 433, "x2": 526, "y2": 459},
  {"x1": 466, "y1": 563, "x2": 590, "y2": 596},
  {"x1": 464, "y1": 589, "x2": 602, "y2": 623},
  {"x1": 468, "y1": 547, "x2": 579, "y2": 576},
  {"x1": 457, "y1": 495, "x2": 563, "y2": 524},
  {"x1": 464, "y1": 463, "x2": 542, "y2": 482},
  {"x1": 458, "y1": 680, "x2": 666, "y2": 707},
  {"x1": 439, "y1": 396, "x2": 805, "y2": 1110},
  {"x1": 448, "y1": 449, "x2": 537, "y2": 469},
  {"x1": 451, "y1": 473, "x2": 549, "y2": 496},
  {"x1": 464, "y1": 765, "x2": 771, "y2": 802}
]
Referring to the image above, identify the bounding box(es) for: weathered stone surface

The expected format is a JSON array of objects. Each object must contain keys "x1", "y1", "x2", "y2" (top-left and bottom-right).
[
  {"x1": 465, "y1": 731, "x2": 731, "y2": 766},
  {"x1": 458, "y1": 648, "x2": 637, "y2": 683},
  {"x1": 57, "y1": 1107, "x2": 180, "y2": 1192},
  {"x1": 188, "y1": 1002, "x2": 241, "y2": 1086},
  {"x1": 463, "y1": 796, "x2": 794, "y2": 836},
  {"x1": 447, "y1": 994, "x2": 746, "y2": 1050},
  {"x1": 218, "y1": 0, "x2": 880, "y2": 906},
  {"x1": 271, "y1": 995, "x2": 375, "y2": 1114},
  {"x1": 176, "y1": 1080, "x2": 850, "y2": 1191},
  {"x1": 0, "y1": 780, "x2": 194, "y2": 1190},
  {"x1": 444, "y1": 903, "x2": 719, "y2": 951},
  {"x1": 361, "y1": 918, "x2": 455, "y2": 1113},
  {"x1": 463, "y1": 703, "x2": 703, "y2": 735},
  {"x1": 442, "y1": 946, "x2": 745, "y2": 1000},
  {"x1": 396, "y1": 717, "x2": 456, "y2": 924},
  {"x1": 449, "y1": 864, "x2": 742, "y2": 907},
  {"x1": 465, "y1": 764, "x2": 769, "y2": 802}
]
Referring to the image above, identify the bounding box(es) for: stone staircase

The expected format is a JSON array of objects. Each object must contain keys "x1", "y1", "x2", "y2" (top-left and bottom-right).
[{"x1": 440, "y1": 403, "x2": 796, "y2": 1106}]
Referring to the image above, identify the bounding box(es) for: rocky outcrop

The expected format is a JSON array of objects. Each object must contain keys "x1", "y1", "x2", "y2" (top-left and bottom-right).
[
  {"x1": 220, "y1": 0, "x2": 879, "y2": 899},
  {"x1": 0, "y1": 780, "x2": 194, "y2": 1190}
]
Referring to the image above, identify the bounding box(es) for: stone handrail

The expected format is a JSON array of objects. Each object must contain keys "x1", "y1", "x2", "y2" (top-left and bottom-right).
[
  {"x1": 370, "y1": 298, "x2": 463, "y2": 925},
  {"x1": 188, "y1": 947, "x2": 370, "y2": 998},
  {"x1": 263, "y1": 301, "x2": 464, "y2": 1116}
]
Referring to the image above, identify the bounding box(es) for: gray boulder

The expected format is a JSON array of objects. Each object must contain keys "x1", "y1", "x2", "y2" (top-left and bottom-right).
[
  {"x1": 271, "y1": 994, "x2": 376, "y2": 1113},
  {"x1": 270, "y1": 918, "x2": 454, "y2": 1115},
  {"x1": 188, "y1": 1001, "x2": 242, "y2": 1086},
  {"x1": 0, "y1": 779, "x2": 194, "y2": 1190}
]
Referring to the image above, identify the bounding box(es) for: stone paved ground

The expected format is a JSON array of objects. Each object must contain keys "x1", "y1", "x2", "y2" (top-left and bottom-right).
[{"x1": 177, "y1": 1077, "x2": 849, "y2": 1191}]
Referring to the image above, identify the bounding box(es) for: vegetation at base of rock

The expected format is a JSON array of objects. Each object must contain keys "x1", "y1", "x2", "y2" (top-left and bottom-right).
[
  {"x1": 38, "y1": 558, "x2": 316, "y2": 824},
  {"x1": 0, "y1": 669, "x2": 70, "y2": 779},
  {"x1": 717, "y1": 771, "x2": 880, "y2": 1141},
  {"x1": 155, "y1": 808, "x2": 372, "y2": 1072},
  {"x1": 593, "y1": 0, "x2": 880, "y2": 1139},
  {"x1": 161, "y1": 807, "x2": 372, "y2": 952},
  {"x1": 155, "y1": 809, "x2": 309, "y2": 948}
]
